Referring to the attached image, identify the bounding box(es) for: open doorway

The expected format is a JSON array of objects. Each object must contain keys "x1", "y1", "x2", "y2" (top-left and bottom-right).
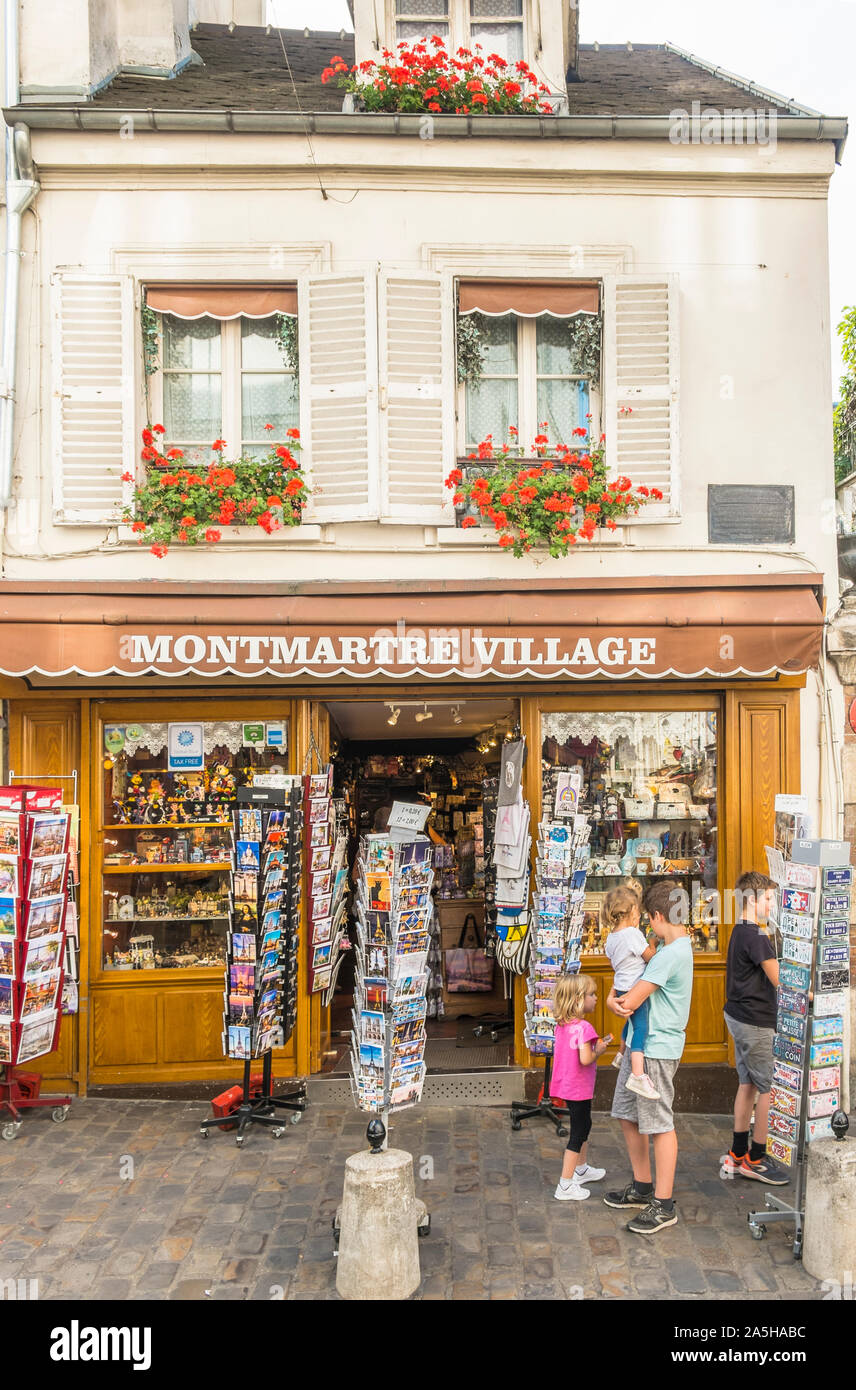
[{"x1": 320, "y1": 696, "x2": 520, "y2": 1074}]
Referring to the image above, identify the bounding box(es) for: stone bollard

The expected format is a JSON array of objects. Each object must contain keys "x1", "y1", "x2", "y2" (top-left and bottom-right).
[
  {"x1": 803, "y1": 1131, "x2": 856, "y2": 1287},
  {"x1": 336, "y1": 1131, "x2": 421, "y2": 1301}
]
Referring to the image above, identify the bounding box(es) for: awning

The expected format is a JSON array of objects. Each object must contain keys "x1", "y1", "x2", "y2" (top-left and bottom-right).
[
  {"x1": 0, "y1": 576, "x2": 823, "y2": 685},
  {"x1": 458, "y1": 279, "x2": 600, "y2": 318},
  {"x1": 145, "y1": 284, "x2": 298, "y2": 320}
]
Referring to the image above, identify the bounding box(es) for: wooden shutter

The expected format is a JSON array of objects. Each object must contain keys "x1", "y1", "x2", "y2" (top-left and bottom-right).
[
  {"x1": 378, "y1": 271, "x2": 455, "y2": 524},
  {"x1": 51, "y1": 272, "x2": 136, "y2": 524},
  {"x1": 602, "y1": 274, "x2": 680, "y2": 518},
  {"x1": 298, "y1": 271, "x2": 379, "y2": 522}
]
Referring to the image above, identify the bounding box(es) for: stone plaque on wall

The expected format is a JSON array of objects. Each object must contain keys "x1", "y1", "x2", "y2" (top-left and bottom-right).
[{"x1": 708, "y1": 485, "x2": 795, "y2": 545}]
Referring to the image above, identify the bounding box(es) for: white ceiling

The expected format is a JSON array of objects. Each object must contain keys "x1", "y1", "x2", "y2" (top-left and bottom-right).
[{"x1": 325, "y1": 698, "x2": 518, "y2": 742}]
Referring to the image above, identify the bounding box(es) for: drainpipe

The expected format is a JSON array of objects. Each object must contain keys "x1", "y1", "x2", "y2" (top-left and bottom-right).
[{"x1": 0, "y1": 0, "x2": 40, "y2": 512}]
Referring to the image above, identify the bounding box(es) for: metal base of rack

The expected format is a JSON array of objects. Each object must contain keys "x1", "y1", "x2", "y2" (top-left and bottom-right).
[
  {"x1": 747, "y1": 1190, "x2": 804, "y2": 1258},
  {"x1": 199, "y1": 1053, "x2": 306, "y2": 1148}
]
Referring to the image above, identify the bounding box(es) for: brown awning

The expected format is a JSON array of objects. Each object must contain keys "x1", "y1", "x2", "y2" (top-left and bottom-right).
[
  {"x1": 145, "y1": 283, "x2": 298, "y2": 320},
  {"x1": 0, "y1": 576, "x2": 823, "y2": 684},
  {"x1": 458, "y1": 279, "x2": 600, "y2": 318}
]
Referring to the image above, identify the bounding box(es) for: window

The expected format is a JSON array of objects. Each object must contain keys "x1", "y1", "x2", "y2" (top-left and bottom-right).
[
  {"x1": 158, "y1": 316, "x2": 298, "y2": 463},
  {"x1": 463, "y1": 314, "x2": 590, "y2": 451},
  {"x1": 394, "y1": 0, "x2": 523, "y2": 61},
  {"x1": 395, "y1": 1, "x2": 450, "y2": 43}
]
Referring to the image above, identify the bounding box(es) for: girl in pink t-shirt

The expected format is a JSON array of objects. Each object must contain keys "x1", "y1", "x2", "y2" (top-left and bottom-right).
[{"x1": 550, "y1": 973, "x2": 612, "y2": 1201}]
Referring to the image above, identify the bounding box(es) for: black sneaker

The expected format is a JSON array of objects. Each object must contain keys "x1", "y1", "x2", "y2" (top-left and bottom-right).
[
  {"x1": 625, "y1": 1198, "x2": 679, "y2": 1234},
  {"x1": 602, "y1": 1183, "x2": 651, "y2": 1209}
]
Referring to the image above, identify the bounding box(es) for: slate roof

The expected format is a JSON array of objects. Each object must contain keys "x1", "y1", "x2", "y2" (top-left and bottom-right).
[{"x1": 83, "y1": 23, "x2": 813, "y2": 118}]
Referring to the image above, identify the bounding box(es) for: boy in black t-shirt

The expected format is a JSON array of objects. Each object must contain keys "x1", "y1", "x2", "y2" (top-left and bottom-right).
[{"x1": 720, "y1": 871, "x2": 789, "y2": 1185}]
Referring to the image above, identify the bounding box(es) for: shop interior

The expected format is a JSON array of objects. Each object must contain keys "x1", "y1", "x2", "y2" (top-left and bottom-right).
[{"x1": 323, "y1": 697, "x2": 520, "y2": 1073}]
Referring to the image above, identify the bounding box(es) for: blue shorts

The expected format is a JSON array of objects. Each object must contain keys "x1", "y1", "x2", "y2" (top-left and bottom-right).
[{"x1": 615, "y1": 992, "x2": 649, "y2": 1052}]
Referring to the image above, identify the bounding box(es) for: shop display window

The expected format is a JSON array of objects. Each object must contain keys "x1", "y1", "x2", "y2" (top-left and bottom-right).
[
  {"x1": 100, "y1": 718, "x2": 289, "y2": 972},
  {"x1": 542, "y1": 707, "x2": 719, "y2": 956}
]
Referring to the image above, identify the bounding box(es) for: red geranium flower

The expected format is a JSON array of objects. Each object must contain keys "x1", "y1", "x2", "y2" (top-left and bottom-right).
[
  {"x1": 461, "y1": 517, "x2": 477, "y2": 529},
  {"x1": 150, "y1": 543, "x2": 168, "y2": 558},
  {"x1": 204, "y1": 528, "x2": 221, "y2": 543}
]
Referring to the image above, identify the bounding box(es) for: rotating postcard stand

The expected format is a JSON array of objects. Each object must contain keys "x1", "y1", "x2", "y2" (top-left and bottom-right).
[
  {"x1": 200, "y1": 778, "x2": 306, "y2": 1146},
  {"x1": 748, "y1": 824, "x2": 851, "y2": 1256},
  {"x1": 512, "y1": 767, "x2": 592, "y2": 1133}
]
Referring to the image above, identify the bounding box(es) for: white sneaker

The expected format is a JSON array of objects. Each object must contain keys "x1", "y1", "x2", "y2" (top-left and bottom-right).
[
  {"x1": 611, "y1": 1053, "x2": 624, "y2": 1070},
  {"x1": 554, "y1": 1181, "x2": 591, "y2": 1201},
  {"x1": 574, "y1": 1164, "x2": 606, "y2": 1183},
  {"x1": 625, "y1": 1073, "x2": 661, "y2": 1101}
]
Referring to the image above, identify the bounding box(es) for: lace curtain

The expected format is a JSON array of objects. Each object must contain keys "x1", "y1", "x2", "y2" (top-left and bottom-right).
[{"x1": 121, "y1": 721, "x2": 246, "y2": 758}]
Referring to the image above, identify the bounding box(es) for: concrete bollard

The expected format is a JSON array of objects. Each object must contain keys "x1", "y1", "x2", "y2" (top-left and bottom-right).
[
  {"x1": 803, "y1": 1136, "x2": 856, "y2": 1286},
  {"x1": 336, "y1": 1146, "x2": 421, "y2": 1301}
]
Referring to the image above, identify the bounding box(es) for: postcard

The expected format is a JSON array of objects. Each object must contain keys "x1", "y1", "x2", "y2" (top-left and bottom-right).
[
  {"x1": 23, "y1": 935, "x2": 63, "y2": 978},
  {"x1": 313, "y1": 966, "x2": 332, "y2": 992},
  {"x1": 234, "y1": 872, "x2": 258, "y2": 904},
  {"x1": 16, "y1": 1010, "x2": 57, "y2": 1064},
  {"x1": 237, "y1": 809, "x2": 263, "y2": 840},
  {"x1": 0, "y1": 1018, "x2": 11, "y2": 1062},
  {"x1": 232, "y1": 902, "x2": 257, "y2": 927},
  {"x1": 366, "y1": 944, "x2": 389, "y2": 978},
  {"x1": 309, "y1": 773, "x2": 331, "y2": 799},
  {"x1": 312, "y1": 893, "x2": 332, "y2": 920},
  {"x1": 0, "y1": 815, "x2": 21, "y2": 855},
  {"x1": 229, "y1": 962, "x2": 254, "y2": 992},
  {"x1": 230, "y1": 933, "x2": 257, "y2": 962},
  {"x1": 0, "y1": 856, "x2": 19, "y2": 896},
  {"x1": 396, "y1": 908, "x2": 427, "y2": 934},
  {"x1": 310, "y1": 821, "x2": 330, "y2": 848},
  {"x1": 21, "y1": 968, "x2": 61, "y2": 1017},
  {"x1": 308, "y1": 797, "x2": 329, "y2": 825},
  {"x1": 228, "y1": 992, "x2": 254, "y2": 1025},
  {"x1": 311, "y1": 870, "x2": 332, "y2": 898},
  {"x1": 236, "y1": 840, "x2": 261, "y2": 872},
  {"x1": 26, "y1": 854, "x2": 68, "y2": 901},
  {"x1": 367, "y1": 873, "x2": 392, "y2": 912},
  {"x1": 312, "y1": 915, "x2": 333, "y2": 946},
  {"x1": 227, "y1": 1025, "x2": 251, "y2": 1059},
  {"x1": 363, "y1": 977, "x2": 387, "y2": 1009},
  {"x1": 310, "y1": 845, "x2": 332, "y2": 873},
  {"x1": 312, "y1": 942, "x2": 333, "y2": 970},
  {"x1": 27, "y1": 814, "x2": 70, "y2": 860},
  {"x1": 397, "y1": 840, "x2": 432, "y2": 869},
  {"x1": 0, "y1": 974, "x2": 16, "y2": 1016},
  {"x1": 0, "y1": 937, "x2": 14, "y2": 974},
  {"x1": 365, "y1": 910, "x2": 390, "y2": 943},
  {"x1": 0, "y1": 896, "x2": 18, "y2": 937},
  {"x1": 397, "y1": 887, "x2": 428, "y2": 912},
  {"x1": 360, "y1": 1009, "x2": 385, "y2": 1045}
]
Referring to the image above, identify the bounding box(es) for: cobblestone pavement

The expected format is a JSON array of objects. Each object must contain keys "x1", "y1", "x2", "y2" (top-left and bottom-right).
[{"x1": 0, "y1": 1098, "x2": 823, "y2": 1301}]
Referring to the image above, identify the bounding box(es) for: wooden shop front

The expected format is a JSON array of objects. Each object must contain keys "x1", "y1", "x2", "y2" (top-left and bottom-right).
[{"x1": 0, "y1": 575, "x2": 822, "y2": 1093}]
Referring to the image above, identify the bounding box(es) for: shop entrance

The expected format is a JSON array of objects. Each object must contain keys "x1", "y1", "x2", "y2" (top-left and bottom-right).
[{"x1": 320, "y1": 696, "x2": 520, "y2": 1075}]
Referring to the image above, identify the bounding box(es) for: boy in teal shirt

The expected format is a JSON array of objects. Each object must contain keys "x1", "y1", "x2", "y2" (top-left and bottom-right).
[{"x1": 604, "y1": 880, "x2": 694, "y2": 1234}]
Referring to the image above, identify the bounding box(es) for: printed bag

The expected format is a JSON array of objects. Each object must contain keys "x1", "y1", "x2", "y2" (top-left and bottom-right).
[{"x1": 445, "y1": 914, "x2": 494, "y2": 993}]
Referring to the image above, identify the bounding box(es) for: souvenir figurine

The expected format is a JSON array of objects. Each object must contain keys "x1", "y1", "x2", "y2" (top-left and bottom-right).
[
  {"x1": 209, "y1": 764, "x2": 236, "y2": 802},
  {"x1": 146, "y1": 777, "x2": 166, "y2": 824},
  {"x1": 190, "y1": 843, "x2": 205, "y2": 863},
  {"x1": 126, "y1": 772, "x2": 147, "y2": 824},
  {"x1": 112, "y1": 798, "x2": 128, "y2": 824}
]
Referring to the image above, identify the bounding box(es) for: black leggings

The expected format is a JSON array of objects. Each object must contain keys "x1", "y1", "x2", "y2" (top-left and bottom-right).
[{"x1": 565, "y1": 1099, "x2": 593, "y2": 1153}]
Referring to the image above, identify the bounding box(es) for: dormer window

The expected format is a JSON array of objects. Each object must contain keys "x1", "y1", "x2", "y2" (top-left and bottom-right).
[{"x1": 393, "y1": 1, "x2": 524, "y2": 64}]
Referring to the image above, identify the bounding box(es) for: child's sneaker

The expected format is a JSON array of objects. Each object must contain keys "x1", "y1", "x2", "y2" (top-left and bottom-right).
[
  {"x1": 574, "y1": 1163, "x2": 606, "y2": 1184},
  {"x1": 719, "y1": 1150, "x2": 744, "y2": 1179},
  {"x1": 611, "y1": 1052, "x2": 623, "y2": 1070},
  {"x1": 625, "y1": 1073, "x2": 661, "y2": 1101},
  {"x1": 554, "y1": 1180, "x2": 591, "y2": 1201}
]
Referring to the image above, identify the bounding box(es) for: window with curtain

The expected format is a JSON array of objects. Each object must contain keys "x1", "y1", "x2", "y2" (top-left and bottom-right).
[
  {"x1": 463, "y1": 313, "x2": 590, "y2": 451},
  {"x1": 469, "y1": 0, "x2": 523, "y2": 63},
  {"x1": 148, "y1": 286, "x2": 299, "y2": 462},
  {"x1": 395, "y1": 1, "x2": 450, "y2": 43},
  {"x1": 394, "y1": 1, "x2": 522, "y2": 59}
]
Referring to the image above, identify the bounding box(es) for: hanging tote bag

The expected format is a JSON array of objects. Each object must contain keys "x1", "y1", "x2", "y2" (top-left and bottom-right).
[{"x1": 444, "y1": 914, "x2": 495, "y2": 993}]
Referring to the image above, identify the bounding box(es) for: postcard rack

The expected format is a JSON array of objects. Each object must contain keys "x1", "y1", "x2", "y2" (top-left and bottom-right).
[
  {"x1": 0, "y1": 782, "x2": 75, "y2": 1137},
  {"x1": 350, "y1": 832, "x2": 432, "y2": 1123},
  {"x1": 748, "y1": 833, "x2": 851, "y2": 1255},
  {"x1": 512, "y1": 767, "x2": 592, "y2": 1133},
  {"x1": 202, "y1": 779, "x2": 306, "y2": 1145}
]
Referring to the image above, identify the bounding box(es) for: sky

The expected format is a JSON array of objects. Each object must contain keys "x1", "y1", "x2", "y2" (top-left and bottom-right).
[{"x1": 269, "y1": 1, "x2": 855, "y2": 389}]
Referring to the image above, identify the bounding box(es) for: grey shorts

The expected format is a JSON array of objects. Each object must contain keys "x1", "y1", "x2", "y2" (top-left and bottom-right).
[
  {"x1": 610, "y1": 1050, "x2": 679, "y2": 1135},
  {"x1": 724, "y1": 1012, "x2": 774, "y2": 1093}
]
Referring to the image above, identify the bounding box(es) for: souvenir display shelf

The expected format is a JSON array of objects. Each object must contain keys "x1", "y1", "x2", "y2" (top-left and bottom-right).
[
  {"x1": 541, "y1": 707, "x2": 720, "y2": 956},
  {"x1": 100, "y1": 724, "x2": 291, "y2": 974}
]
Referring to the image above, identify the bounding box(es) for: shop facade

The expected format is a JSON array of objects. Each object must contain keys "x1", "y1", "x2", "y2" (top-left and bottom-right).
[{"x1": 0, "y1": 574, "x2": 823, "y2": 1093}]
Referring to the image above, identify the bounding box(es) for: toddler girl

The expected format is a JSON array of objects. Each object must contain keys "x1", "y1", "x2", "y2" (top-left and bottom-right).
[
  {"x1": 603, "y1": 885, "x2": 659, "y2": 1100},
  {"x1": 550, "y1": 972, "x2": 611, "y2": 1201}
]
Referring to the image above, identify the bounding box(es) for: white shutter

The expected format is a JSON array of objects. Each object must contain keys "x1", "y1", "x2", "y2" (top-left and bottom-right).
[
  {"x1": 51, "y1": 272, "x2": 136, "y2": 524},
  {"x1": 602, "y1": 274, "x2": 680, "y2": 518},
  {"x1": 378, "y1": 270, "x2": 455, "y2": 524},
  {"x1": 299, "y1": 271, "x2": 379, "y2": 522}
]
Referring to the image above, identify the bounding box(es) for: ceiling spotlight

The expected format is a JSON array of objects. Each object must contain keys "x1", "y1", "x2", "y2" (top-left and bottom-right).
[
  {"x1": 386, "y1": 704, "x2": 400, "y2": 727},
  {"x1": 415, "y1": 705, "x2": 433, "y2": 723},
  {"x1": 451, "y1": 706, "x2": 463, "y2": 725}
]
